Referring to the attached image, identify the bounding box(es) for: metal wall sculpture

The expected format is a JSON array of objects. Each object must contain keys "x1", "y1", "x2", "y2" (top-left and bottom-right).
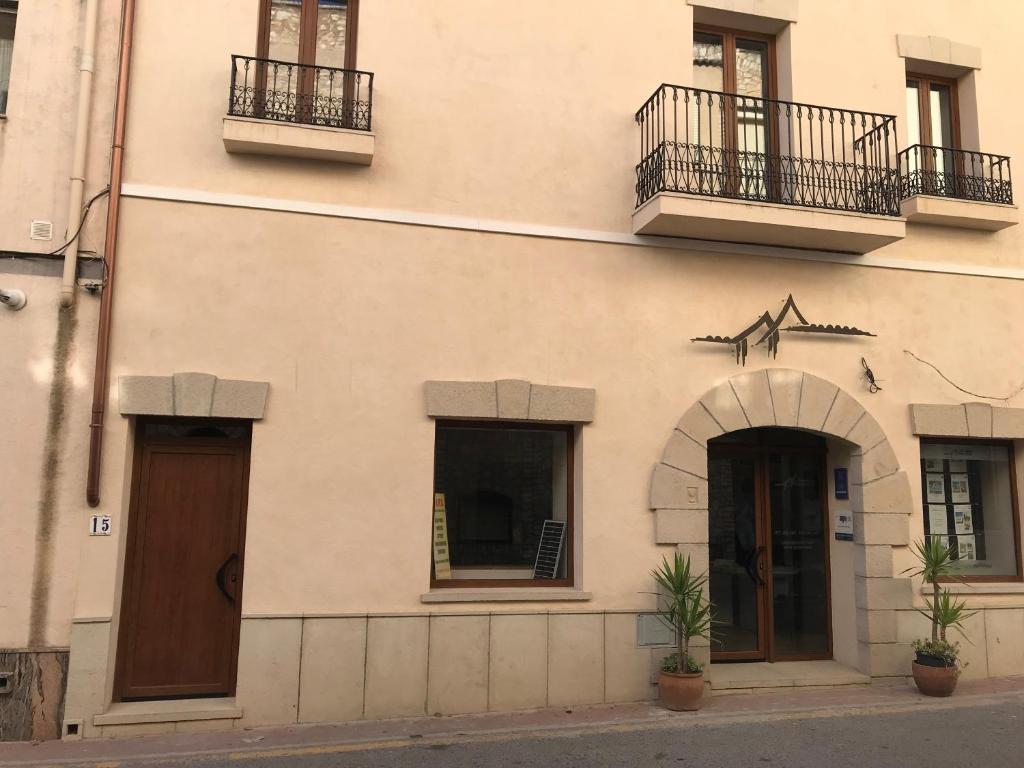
[{"x1": 692, "y1": 294, "x2": 875, "y2": 365}]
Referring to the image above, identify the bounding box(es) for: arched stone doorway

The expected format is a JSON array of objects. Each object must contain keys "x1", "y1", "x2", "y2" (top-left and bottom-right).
[{"x1": 649, "y1": 369, "x2": 916, "y2": 678}]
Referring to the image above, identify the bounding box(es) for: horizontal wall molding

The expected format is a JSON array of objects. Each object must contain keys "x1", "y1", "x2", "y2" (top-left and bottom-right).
[{"x1": 121, "y1": 183, "x2": 1024, "y2": 282}]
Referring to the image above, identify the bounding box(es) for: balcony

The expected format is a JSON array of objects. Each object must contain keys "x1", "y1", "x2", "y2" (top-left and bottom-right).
[
  {"x1": 898, "y1": 145, "x2": 1017, "y2": 231},
  {"x1": 633, "y1": 85, "x2": 905, "y2": 254},
  {"x1": 222, "y1": 55, "x2": 375, "y2": 165}
]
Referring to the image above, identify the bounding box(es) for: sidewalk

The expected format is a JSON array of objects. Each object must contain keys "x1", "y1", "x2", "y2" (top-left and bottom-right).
[{"x1": 4, "y1": 676, "x2": 1024, "y2": 766}]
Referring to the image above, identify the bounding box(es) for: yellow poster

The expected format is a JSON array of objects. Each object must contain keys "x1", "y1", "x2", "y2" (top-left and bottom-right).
[{"x1": 432, "y1": 493, "x2": 451, "y2": 580}]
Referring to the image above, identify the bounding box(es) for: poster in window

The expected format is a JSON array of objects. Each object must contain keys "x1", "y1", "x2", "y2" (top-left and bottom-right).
[
  {"x1": 953, "y1": 504, "x2": 974, "y2": 534},
  {"x1": 949, "y1": 460, "x2": 968, "y2": 473},
  {"x1": 958, "y1": 536, "x2": 977, "y2": 561},
  {"x1": 932, "y1": 534, "x2": 950, "y2": 551},
  {"x1": 432, "y1": 493, "x2": 452, "y2": 580},
  {"x1": 925, "y1": 458, "x2": 944, "y2": 472},
  {"x1": 928, "y1": 505, "x2": 949, "y2": 535},
  {"x1": 926, "y1": 474, "x2": 946, "y2": 504},
  {"x1": 950, "y1": 474, "x2": 970, "y2": 504}
]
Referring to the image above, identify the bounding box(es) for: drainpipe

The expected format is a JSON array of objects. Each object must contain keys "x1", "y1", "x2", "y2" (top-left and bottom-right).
[
  {"x1": 59, "y1": 0, "x2": 101, "y2": 308},
  {"x1": 86, "y1": 0, "x2": 136, "y2": 507}
]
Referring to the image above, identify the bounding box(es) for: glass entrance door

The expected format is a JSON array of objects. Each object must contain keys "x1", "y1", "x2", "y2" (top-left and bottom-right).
[{"x1": 709, "y1": 429, "x2": 832, "y2": 662}]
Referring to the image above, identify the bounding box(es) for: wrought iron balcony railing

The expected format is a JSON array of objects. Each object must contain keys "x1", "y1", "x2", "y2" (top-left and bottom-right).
[
  {"x1": 228, "y1": 55, "x2": 373, "y2": 132},
  {"x1": 898, "y1": 145, "x2": 1012, "y2": 205},
  {"x1": 635, "y1": 84, "x2": 900, "y2": 216}
]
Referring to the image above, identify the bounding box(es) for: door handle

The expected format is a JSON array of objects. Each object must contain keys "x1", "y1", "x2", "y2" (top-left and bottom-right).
[
  {"x1": 215, "y1": 553, "x2": 238, "y2": 603},
  {"x1": 753, "y1": 546, "x2": 767, "y2": 586}
]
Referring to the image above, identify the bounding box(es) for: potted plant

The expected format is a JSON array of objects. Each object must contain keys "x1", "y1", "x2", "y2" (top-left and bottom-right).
[
  {"x1": 904, "y1": 538, "x2": 976, "y2": 697},
  {"x1": 650, "y1": 552, "x2": 714, "y2": 711}
]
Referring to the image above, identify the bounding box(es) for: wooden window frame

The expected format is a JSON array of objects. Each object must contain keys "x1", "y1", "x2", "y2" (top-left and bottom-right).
[
  {"x1": 906, "y1": 72, "x2": 961, "y2": 149},
  {"x1": 919, "y1": 437, "x2": 1023, "y2": 584},
  {"x1": 693, "y1": 24, "x2": 779, "y2": 200},
  {"x1": 693, "y1": 24, "x2": 778, "y2": 101},
  {"x1": 430, "y1": 420, "x2": 575, "y2": 589},
  {"x1": 254, "y1": 0, "x2": 360, "y2": 126},
  {"x1": 256, "y1": 0, "x2": 359, "y2": 70}
]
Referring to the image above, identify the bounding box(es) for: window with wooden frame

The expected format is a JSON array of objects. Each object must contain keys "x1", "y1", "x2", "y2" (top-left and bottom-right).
[
  {"x1": 253, "y1": 0, "x2": 361, "y2": 127},
  {"x1": 431, "y1": 421, "x2": 574, "y2": 588},
  {"x1": 905, "y1": 73, "x2": 961, "y2": 184},
  {"x1": 692, "y1": 25, "x2": 777, "y2": 199},
  {"x1": 257, "y1": 0, "x2": 359, "y2": 71},
  {"x1": 920, "y1": 439, "x2": 1022, "y2": 582},
  {"x1": 906, "y1": 73, "x2": 959, "y2": 150},
  {"x1": 0, "y1": 1, "x2": 17, "y2": 115}
]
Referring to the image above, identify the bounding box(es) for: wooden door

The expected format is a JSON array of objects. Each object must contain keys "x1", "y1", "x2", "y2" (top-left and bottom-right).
[
  {"x1": 709, "y1": 429, "x2": 832, "y2": 663},
  {"x1": 114, "y1": 420, "x2": 251, "y2": 700}
]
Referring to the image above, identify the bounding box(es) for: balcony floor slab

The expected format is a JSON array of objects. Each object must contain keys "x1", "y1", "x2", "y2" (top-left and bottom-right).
[
  {"x1": 633, "y1": 192, "x2": 905, "y2": 254},
  {"x1": 901, "y1": 194, "x2": 1018, "y2": 231},
  {"x1": 223, "y1": 116, "x2": 374, "y2": 165}
]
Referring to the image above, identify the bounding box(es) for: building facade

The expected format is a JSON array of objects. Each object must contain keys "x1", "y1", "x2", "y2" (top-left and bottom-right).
[
  {"x1": 5, "y1": 0, "x2": 1024, "y2": 742},
  {"x1": 0, "y1": 0, "x2": 120, "y2": 742}
]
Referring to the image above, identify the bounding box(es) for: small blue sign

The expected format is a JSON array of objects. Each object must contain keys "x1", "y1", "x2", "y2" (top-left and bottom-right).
[{"x1": 834, "y1": 468, "x2": 849, "y2": 500}]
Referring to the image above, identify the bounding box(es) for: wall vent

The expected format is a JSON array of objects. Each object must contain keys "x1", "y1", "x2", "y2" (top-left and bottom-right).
[{"x1": 30, "y1": 220, "x2": 54, "y2": 241}]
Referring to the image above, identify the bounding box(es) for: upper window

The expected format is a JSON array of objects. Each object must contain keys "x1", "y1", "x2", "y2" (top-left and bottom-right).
[
  {"x1": 0, "y1": 1, "x2": 17, "y2": 115},
  {"x1": 431, "y1": 421, "x2": 573, "y2": 587},
  {"x1": 906, "y1": 74, "x2": 959, "y2": 150},
  {"x1": 920, "y1": 440, "x2": 1021, "y2": 581},
  {"x1": 258, "y1": 0, "x2": 358, "y2": 70}
]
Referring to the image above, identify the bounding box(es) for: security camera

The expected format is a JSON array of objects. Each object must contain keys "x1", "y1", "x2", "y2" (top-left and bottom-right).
[{"x1": 0, "y1": 288, "x2": 27, "y2": 311}]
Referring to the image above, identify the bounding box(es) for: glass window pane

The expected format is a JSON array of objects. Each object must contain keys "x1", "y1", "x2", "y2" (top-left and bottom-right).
[
  {"x1": 0, "y1": 5, "x2": 17, "y2": 114},
  {"x1": 434, "y1": 425, "x2": 569, "y2": 580},
  {"x1": 769, "y1": 452, "x2": 829, "y2": 657},
  {"x1": 709, "y1": 456, "x2": 761, "y2": 654},
  {"x1": 929, "y1": 84, "x2": 954, "y2": 148},
  {"x1": 735, "y1": 39, "x2": 769, "y2": 197},
  {"x1": 906, "y1": 81, "x2": 921, "y2": 146},
  {"x1": 735, "y1": 39, "x2": 768, "y2": 99},
  {"x1": 929, "y1": 83, "x2": 955, "y2": 177},
  {"x1": 692, "y1": 32, "x2": 724, "y2": 92},
  {"x1": 920, "y1": 442, "x2": 1019, "y2": 578},
  {"x1": 692, "y1": 33, "x2": 725, "y2": 158},
  {"x1": 267, "y1": 0, "x2": 302, "y2": 63},
  {"x1": 315, "y1": 0, "x2": 348, "y2": 69}
]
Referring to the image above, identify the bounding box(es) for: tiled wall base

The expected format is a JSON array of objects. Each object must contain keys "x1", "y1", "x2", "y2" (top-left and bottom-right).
[{"x1": 0, "y1": 649, "x2": 69, "y2": 742}]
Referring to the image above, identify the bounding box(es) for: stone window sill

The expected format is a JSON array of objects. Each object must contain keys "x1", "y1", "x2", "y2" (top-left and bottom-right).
[
  {"x1": 420, "y1": 588, "x2": 593, "y2": 604},
  {"x1": 920, "y1": 582, "x2": 1024, "y2": 595}
]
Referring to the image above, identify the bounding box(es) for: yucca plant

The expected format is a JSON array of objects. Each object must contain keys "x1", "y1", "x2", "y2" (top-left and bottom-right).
[
  {"x1": 904, "y1": 538, "x2": 976, "y2": 666},
  {"x1": 651, "y1": 552, "x2": 713, "y2": 674}
]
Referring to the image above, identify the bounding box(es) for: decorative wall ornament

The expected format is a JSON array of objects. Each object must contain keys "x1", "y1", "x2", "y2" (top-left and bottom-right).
[
  {"x1": 692, "y1": 295, "x2": 875, "y2": 365},
  {"x1": 862, "y1": 358, "x2": 882, "y2": 393}
]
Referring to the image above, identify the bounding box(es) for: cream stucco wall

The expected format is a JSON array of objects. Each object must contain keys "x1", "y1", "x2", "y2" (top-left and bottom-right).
[
  {"x1": 52, "y1": 0, "x2": 1024, "y2": 736},
  {"x1": 0, "y1": 0, "x2": 117, "y2": 654}
]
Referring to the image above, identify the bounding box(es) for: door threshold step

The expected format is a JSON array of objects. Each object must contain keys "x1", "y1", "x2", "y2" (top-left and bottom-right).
[
  {"x1": 93, "y1": 698, "x2": 243, "y2": 726},
  {"x1": 709, "y1": 660, "x2": 870, "y2": 692}
]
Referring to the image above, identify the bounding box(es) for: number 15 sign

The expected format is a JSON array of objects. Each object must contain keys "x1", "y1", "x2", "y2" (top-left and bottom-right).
[{"x1": 89, "y1": 515, "x2": 112, "y2": 536}]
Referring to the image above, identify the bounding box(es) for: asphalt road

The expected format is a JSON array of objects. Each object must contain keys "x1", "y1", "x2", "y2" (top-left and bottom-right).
[{"x1": 77, "y1": 698, "x2": 1023, "y2": 768}]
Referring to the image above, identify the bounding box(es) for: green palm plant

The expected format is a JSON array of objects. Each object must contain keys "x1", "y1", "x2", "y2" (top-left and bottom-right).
[
  {"x1": 903, "y1": 538, "x2": 973, "y2": 643},
  {"x1": 651, "y1": 552, "x2": 714, "y2": 674}
]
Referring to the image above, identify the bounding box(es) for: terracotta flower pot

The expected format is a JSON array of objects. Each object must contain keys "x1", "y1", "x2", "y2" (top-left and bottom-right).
[
  {"x1": 658, "y1": 670, "x2": 704, "y2": 711},
  {"x1": 912, "y1": 661, "x2": 958, "y2": 697}
]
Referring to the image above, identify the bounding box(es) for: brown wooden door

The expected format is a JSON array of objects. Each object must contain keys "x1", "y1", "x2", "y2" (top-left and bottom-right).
[
  {"x1": 709, "y1": 429, "x2": 833, "y2": 663},
  {"x1": 115, "y1": 420, "x2": 251, "y2": 700}
]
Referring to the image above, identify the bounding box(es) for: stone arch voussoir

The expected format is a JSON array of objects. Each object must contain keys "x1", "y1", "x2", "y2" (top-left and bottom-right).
[{"x1": 647, "y1": 368, "x2": 917, "y2": 677}]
